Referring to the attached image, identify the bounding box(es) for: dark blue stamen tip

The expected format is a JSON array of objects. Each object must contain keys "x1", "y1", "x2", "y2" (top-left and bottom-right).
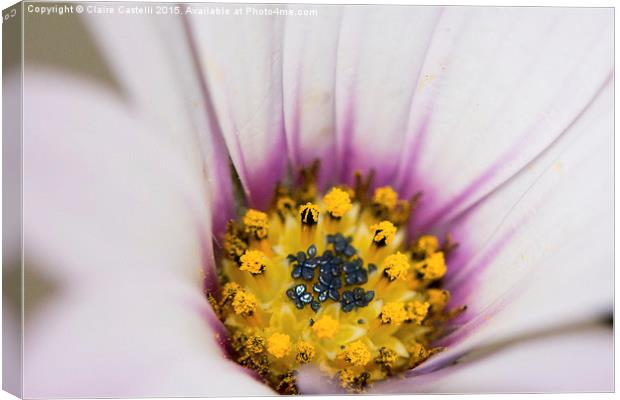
[
  {"x1": 285, "y1": 234, "x2": 376, "y2": 312},
  {"x1": 287, "y1": 283, "x2": 318, "y2": 310},
  {"x1": 343, "y1": 258, "x2": 369, "y2": 286},
  {"x1": 340, "y1": 288, "x2": 374, "y2": 312},
  {"x1": 327, "y1": 234, "x2": 357, "y2": 258},
  {"x1": 307, "y1": 244, "x2": 317, "y2": 258}
]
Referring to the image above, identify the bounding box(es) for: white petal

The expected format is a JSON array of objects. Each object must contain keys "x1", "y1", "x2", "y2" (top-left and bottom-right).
[
  {"x1": 419, "y1": 80, "x2": 613, "y2": 372},
  {"x1": 333, "y1": 6, "x2": 441, "y2": 185},
  {"x1": 281, "y1": 6, "x2": 342, "y2": 187},
  {"x1": 86, "y1": 13, "x2": 235, "y2": 234},
  {"x1": 187, "y1": 9, "x2": 288, "y2": 209},
  {"x1": 22, "y1": 71, "x2": 272, "y2": 396},
  {"x1": 395, "y1": 7, "x2": 613, "y2": 230},
  {"x1": 376, "y1": 325, "x2": 613, "y2": 393}
]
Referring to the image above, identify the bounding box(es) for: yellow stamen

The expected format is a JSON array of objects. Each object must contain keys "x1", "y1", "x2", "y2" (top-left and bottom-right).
[
  {"x1": 324, "y1": 187, "x2": 352, "y2": 218},
  {"x1": 232, "y1": 289, "x2": 257, "y2": 317},
  {"x1": 339, "y1": 368, "x2": 356, "y2": 387},
  {"x1": 375, "y1": 347, "x2": 399, "y2": 370},
  {"x1": 380, "y1": 302, "x2": 408, "y2": 325},
  {"x1": 295, "y1": 341, "x2": 316, "y2": 364},
  {"x1": 267, "y1": 332, "x2": 291, "y2": 359},
  {"x1": 239, "y1": 250, "x2": 267, "y2": 275},
  {"x1": 246, "y1": 334, "x2": 266, "y2": 354},
  {"x1": 391, "y1": 199, "x2": 411, "y2": 225},
  {"x1": 373, "y1": 186, "x2": 398, "y2": 210},
  {"x1": 407, "y1": 341, "x2": 429, "y2": 368},
  {"x1": 405, "y1": 300, "x2": 430, "y2": 324},
  {"x1": 370, "y1": 221, "x2": 396, "y2": 246},
  {"x1": 414, "y1": 235, "x2": 440, "y2": 256},
  {"x1": 299, "y1": 202, "x2": 320, "y2": 225},
  {"x1": 243, "y1": 209, "x2": 269, "y2": 240},
  {"x1": 414, "y1": 251, "x2": 447, "y2": 280},
  {"x1": 276, "y1": 196, "x2": 296, "y2": 220},
  {"x1": 223, "y1": 221, "x2": 248, "y2": 261},
  {"x1": 220, "y1": 282, "x2": 241, "y2": 305},
  {"x1": 427, "y1": 288, "x2": 450, "y2": 312},
  {"x1": 312, "y1": 315, "x2": 339, "y2": 339},
  {"x1": 341, "y1": 340, "x2": 371, "y2": 367},
  {"x1": 299, "y1": 202, "x2": 320, "y2": 246},
  {"x1": 383, "y1": 252, "x2": 410, "y2": 281}
]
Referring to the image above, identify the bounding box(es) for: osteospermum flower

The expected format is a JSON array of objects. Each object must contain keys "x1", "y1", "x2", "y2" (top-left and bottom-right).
[{"x1": 10, "y1": 4, "x2": 612, "y2": 397}]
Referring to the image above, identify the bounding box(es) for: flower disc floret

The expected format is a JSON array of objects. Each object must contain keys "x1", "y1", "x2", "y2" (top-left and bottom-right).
[
  {"x1": 370, "y1": 221, "x2": 397, "y2": 246},
  {"x1": 383, "y1": 252, "x2": 410, "y2": 281},
  {"x1": 324, "y1": 187, "x2": 352, "y2": 218},
  {"x1": 239, "y1": 250, "x2": 267, "y2": 274},
  {"x1": 268, "y1": 333, "x2": 292, "y2": 358}
]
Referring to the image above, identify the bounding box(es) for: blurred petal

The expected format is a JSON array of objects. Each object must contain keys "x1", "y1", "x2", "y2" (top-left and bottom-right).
[
  {"x1": 394, "y1": 7, "x2": 613, "y2": 230},
  {"x1": 418, "y1": 79, "x2": 613, "y2": 372},
  {"x1": 187, "y1": 9, "x2": 288, "y2": 209},
  {"x1": 375, "y1": 324, "x2": 613, "y2": 393},
  {"x1": 333, "y1": 6, "x2": 441, "y2": 185},
  {"x1": 22, "y1": 70, "x2": 273, "y2": 396},
  {"x1": 25, "y1": 280, "x2": 274, "y2": 397},
  {"x1": 86, "y1": 13, "x2": 235, "y2": 235}
]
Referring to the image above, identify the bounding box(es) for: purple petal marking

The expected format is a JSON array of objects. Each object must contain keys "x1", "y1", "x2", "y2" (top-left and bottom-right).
[
  {"x1": 411, "y1": 73, "x2": 614, "y2": 236},
  {"x1": 336, "y1": 84, "x2": 357, "y2": 185},
  {"x1": 395, "y1": 8, "x2": 463, "y2": 197},
  {"x1": 445, "y1": 229, "x2": 516, "y2": 306},
  {"x1": 442, "y1": 71, "x2": 613, "y2": 236},
  {"x1": 245, "y1": 131, "x2": 289, "y2": 210}
]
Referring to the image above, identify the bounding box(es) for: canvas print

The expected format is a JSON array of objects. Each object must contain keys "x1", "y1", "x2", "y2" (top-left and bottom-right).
[{"x1": 2, "y1": 2, "x2": 614, "y2": 397}]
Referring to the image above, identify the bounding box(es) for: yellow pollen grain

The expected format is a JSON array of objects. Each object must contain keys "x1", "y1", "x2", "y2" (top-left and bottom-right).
[
  {"x1": 427, "y1": 289, "x2": 450, "y2": 311},
  {"x1": 223, "y1": 223, "x2": 248, "y2": 261},
  {"x1": 416, "y1": 235, "x2": 440, "y2": 255},
  {"x1": 239, "y1": 250, "x2": 267, "y2": 274},
  {"x1": 246, "y1": 334, "x2": 266, "y2": 354},
  {"x1": 370, "y1": 221, "x2": 397, "y2": 245},
  {"x1": 324, "y1": 187, "x2": 353, "y2": 218},
  {"x1": 373, "y1": 186, "x2": 399, "y2": 209},
  {"x1": 312, "y1": 315, "x2": 340, "y2": 339},
  {"x1": 267, "y1": 332, "x2": 291, "y2": 359},
  {"x1": 407, "y1": 341, "x2": 429, "y2": 367},
  {"x1": 295, "y1": 341, "x2": 316, "y2": 364},
  {"x1": 243, "y1": 209, "x2": 269, "y2": 239},
  {"x1": 339, "y1": 368, "x2": 356, "y2": 387},
  {"x1": 383, "y1": 252, "x2": 410, "y2": 281},
  {"x1": 232, "y1": 290, "x2": 257, "y2": 317},
  {"x1": 221, "y1": 282, "x2": 240, "y2": 303},
  {"x1": 406, "y1": 300, "x2": 430, "y2": 324},
  {"x1": 380, "y1": 302, "x2": 408, "y2": 325},
  {"x1": 376, "y1": 347, "x2": 399, "y2": 368},
  {"x1": 342, "y1": 340, "x2": 371, "y2": 367},
  {"x1": 415, "y1": 251, "x2": 447, "y2": 280}
]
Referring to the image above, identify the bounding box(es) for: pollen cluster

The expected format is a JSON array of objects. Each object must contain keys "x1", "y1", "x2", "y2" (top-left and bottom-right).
[{"x1": 213, "y1": 165, "x2": 463, "y2": 394}]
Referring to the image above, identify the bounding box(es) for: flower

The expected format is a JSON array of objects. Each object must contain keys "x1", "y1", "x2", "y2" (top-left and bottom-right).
[{"x1": 12, "y1": 5, "x2": 612, "y2": 397}]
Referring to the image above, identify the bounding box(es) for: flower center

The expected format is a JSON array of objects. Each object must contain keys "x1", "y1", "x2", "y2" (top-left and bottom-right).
[{"x1": 211, "y1": 167, "x2": 464, "y2": 393}]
